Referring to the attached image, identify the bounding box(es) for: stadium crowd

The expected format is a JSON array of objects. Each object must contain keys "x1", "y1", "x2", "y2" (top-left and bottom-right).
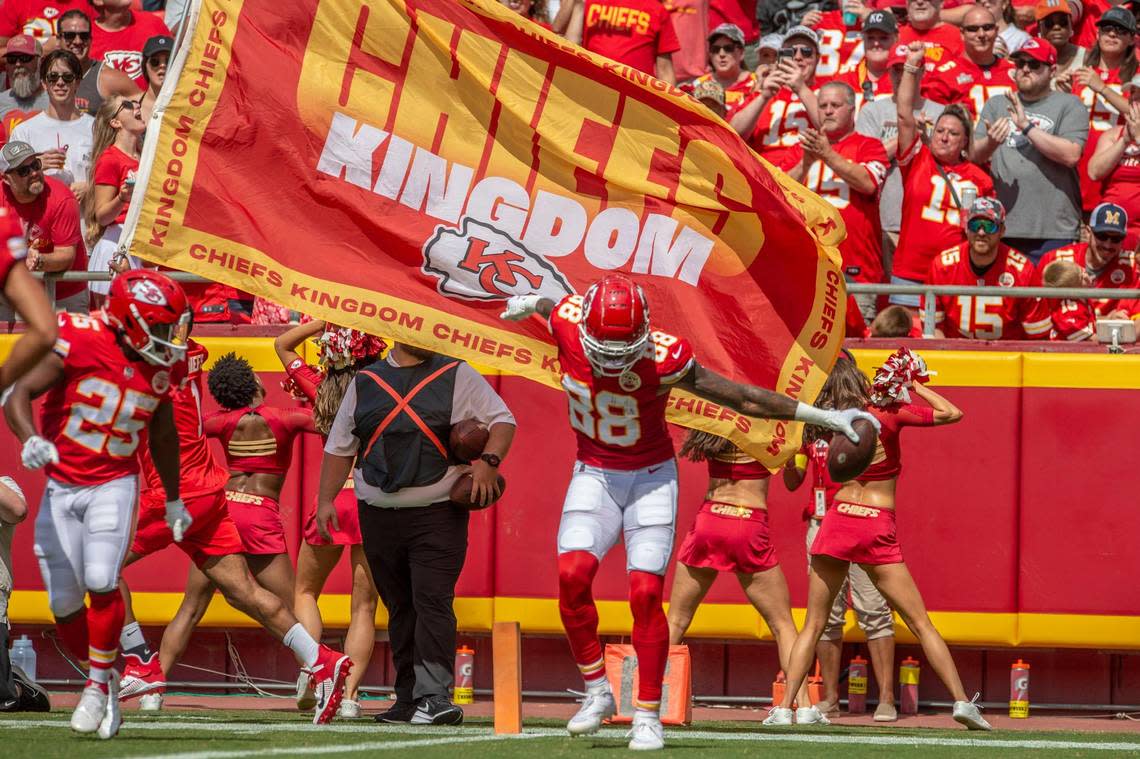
[{"x1": 0, "y1": 0, "x2": 1132, "y2": 343}]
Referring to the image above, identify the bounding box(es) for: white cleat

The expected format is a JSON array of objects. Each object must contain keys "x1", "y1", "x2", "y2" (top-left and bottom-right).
[
  {"x1": 98, "y1": 672, "x2": 122, "y2": 739},
  {"x1": 296, "y1": 670, "x2": 316, "y2": 710},
  {"x1": 796, "y1": 705, "x2": 830, "y2": 725},
  {"x1": 338, "y1": 698, "x2": 361, "y2": 719},
  {"x1": 953, "y1": 697, "x2": 992, "y2": 731},
  {"x1": 627, "y1": 713, "x2": 665, "y2": 751},
  {"x1": 567, "y1": 689, "x2": 616, "y2": 736},
  {"x1": 71, "y1": 682, "x2": 108, "y2": 734},
  {"x1": 139, "y1": 692, "x2": 165, "y2": 712},
  {"x1": 762, "y1": 706, "x2": 794, "y2": 726}
]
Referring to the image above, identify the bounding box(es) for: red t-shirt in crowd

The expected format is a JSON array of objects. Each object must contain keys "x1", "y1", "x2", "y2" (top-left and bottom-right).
[
  {"x1": 3, "y1": 175, "x2": 86, "y2": 299},
  {"x1": 1097, "y1": 136, "x2": 1140, "y2": 249},
  {"x1": 926, "y1": 242, "x2": 1051, "y2": 340},
  {"x1": 814, "y1": 10, "x2": 864, "y2": 85},
  {"x1": 893, "y1": 138, "x2": 995, "y2": 281},
  {"x1": 1034, "y1": 242, "x2": 1140, "y2": 317},
  {"x1": 0, "y1": 0, "x2": 93, "y2": 39},
  {"x1": 898, "y1": 23, "x2": 964, "y2": 72},
  {"x1": 668, "y1": 0, "x2": 708, "y2": 82},
  {"x1": 1073, "y1": 66, "x2": 1124, "y2": 212},
  {"x1": 582, "y1": 0, "x2": 680, "y2": 75},
  {"x1": 89, "y1": 11, "x2": 171, "y2": 86},
  {"x1": 748, "y1": 87, "x2": 813, "y2": 170},
  {"x1": 92, "y1": 144, "x2": 138, "y2": 226},
  {"x1": 707, "y1": 0, "x2": 758, "y2": 43},
  {"x1": 791, "y1": 131, "x2": 890, "y2": 283},
  {"x1": 1074, "y1": 0, "x2": 1111, "y2": 48},
  {"x1": 922, "y1": 55, "x2": 1014, "y2": 116}
]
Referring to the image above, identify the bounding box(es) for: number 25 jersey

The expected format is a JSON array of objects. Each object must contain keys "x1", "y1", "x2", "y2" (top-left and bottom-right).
[
  {"x1": 40, "y1": 311, "x2": 180, "y2": 486},
  {"x1": 549, "y1": 294, "x2": 694, "y2": 470}
]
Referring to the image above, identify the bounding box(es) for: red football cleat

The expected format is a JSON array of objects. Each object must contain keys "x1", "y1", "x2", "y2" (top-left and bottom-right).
[
  {"x1": 119, "y1": 653, "x2": 165, "y2": 701},
  {"x1": 308, "y1": 645, "x2": 352, "y2": 725}
]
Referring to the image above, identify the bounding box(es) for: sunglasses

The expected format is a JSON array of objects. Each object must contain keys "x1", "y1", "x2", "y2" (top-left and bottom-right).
[
  {"x1": 709, "y1": 43, "x2": 740, "y2": 54},
  {"x1": 45, "y1": 71, "x2": 77, "y2": 84},
  {"x1": 1094, "y1": 231, "x2": 1125, "y2": 243},
  {"x1": 1099, "y1": 23, "x2": 1134, "y2": 36},
  {"x1": 962, "y1": 23, "x2": 997, "y2": 32},
  {"x1": 1013, "y1": 57, "x2": 1046, "y2": 71},
  {"x1": 59, "y1": 31, "x2": 91, "y2": 42},
  {"x1": 967, "y1": 218, "x2": 999, "y2": 234},
  {"x1": 4, "y1": 54, "x2": 33, "y2": 65},
  {"x1": 780, "y1": 45, "x2": 816, "y2": 58},
  {"x1": 113, "y1": 98, "x2": 141, "y2": 117},
  {"x1": 9, "y1": 158, "x2": 42, "y2": 178},
  {"x1": 1040, "y1": 14, "x2": 1070, "y2": 28}
]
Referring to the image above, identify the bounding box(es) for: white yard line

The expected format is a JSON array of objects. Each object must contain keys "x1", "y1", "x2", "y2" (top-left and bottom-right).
[{"x1": 4, "y1": 718, "x2": 1139, "y2": 754}]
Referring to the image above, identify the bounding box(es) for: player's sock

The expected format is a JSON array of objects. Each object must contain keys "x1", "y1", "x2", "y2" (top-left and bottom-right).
[
  {"x1": 629, "y1": 570, "x2": 668, "y2": 708},
  {"x1": 283, "y1": 622, "x2": 320, "y2": 668},
  {"x1": 119, "y1": 621, "x2": 154, "y2": 662},
  {"x1": 558, "y1": 551, "x2": 606, "y2": 689},
  {"x1": 56, "y1": 611, "x2": 90, "y2": 663},
  {"x1": 87, "y1": 591, "x2": 125, "y2": 687}
]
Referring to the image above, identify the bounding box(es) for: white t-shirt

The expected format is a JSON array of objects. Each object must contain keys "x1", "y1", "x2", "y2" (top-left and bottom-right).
[{"x1": 10, "y1": 112, "x2": 95, "y2": 188}]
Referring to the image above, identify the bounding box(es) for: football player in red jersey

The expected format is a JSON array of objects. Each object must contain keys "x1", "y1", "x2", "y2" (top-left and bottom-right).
[
  {"x1": 111, "y1": 339, "x2": 353, "y2": 725},
  {"x1": 925, "y1": 197, "x2": 1052, "y2": 339},
  {"x1": 922, "y1": 6, "x2": 1014, "y2": 116},
  {"x1": 501, "y1": 275, "x2": 877, "y2": 750},
  {"x1": 2, "y1": 270, "x2": 189, "y2": 739},
  {"x1": 1034, "y1": 202, "x2": 1140, "y2": 328},
  {"x1": 0, "y1": 199, "x2": 56, "y2": 390}
]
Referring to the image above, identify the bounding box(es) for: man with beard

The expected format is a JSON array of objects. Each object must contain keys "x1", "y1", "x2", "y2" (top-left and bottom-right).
[
  {"x1": 57, "y1": 9, "x2": 139, "y2": 115},
  {"x1": 138, "y1": 35, "x2": 170, "y2": 122},
  {"x1": 0, "y1": 35, "x2": 47, "y2": 137},
  {"x1": 319, "y1": 341, "x2": 515, "y2": 726}
]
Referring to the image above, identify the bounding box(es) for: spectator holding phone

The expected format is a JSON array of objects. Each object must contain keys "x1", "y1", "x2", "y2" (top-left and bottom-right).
[
  {"x1": 10, "y1": 49, "x2": 94, "y2": 199},
  {"x1": 83, "y1": 93, "x2": 143, "y2": 305}
]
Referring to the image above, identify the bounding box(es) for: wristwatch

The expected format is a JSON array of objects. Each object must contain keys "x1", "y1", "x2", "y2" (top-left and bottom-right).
[
  {"x1": 480, "y1": 453, "x2": 501, "y2": 468},
  {"x1": 1021, "y1": 123, "x2": 1035, "y2": 137}
]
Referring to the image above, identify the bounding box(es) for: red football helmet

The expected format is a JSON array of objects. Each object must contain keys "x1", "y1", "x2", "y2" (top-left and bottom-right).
[
  {"x1": 579, "y1": 274, "x2": 651, "y2": 376},
  {"x1": 105, "y1": 270, "x2": 191, "y2": 367}
]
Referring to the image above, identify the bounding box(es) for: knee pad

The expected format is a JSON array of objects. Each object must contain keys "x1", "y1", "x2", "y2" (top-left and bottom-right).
[{"x1": 84, "y1": 565, "x2": 119, "y2": 596}]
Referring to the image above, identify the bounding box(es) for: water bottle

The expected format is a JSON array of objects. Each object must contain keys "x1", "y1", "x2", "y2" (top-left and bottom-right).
[
  {"x1": 847, "y1": 654, "x2": 868, "y2": 714},
  {"x1": 959, "y1": 185, "x2": 978, "y2": 213},
  {"x1": 11, "y1": 635, "x2": 36, "y2": 681},
  {"x1": 1010, "y1": 659, "x2": 1030, "y2": 718},
  {"x1": 899, "y1": 656, "x2": 920, "y2": 714},
  {"x1": 453, "y1": 645, "x2": 474, "y2": 704},
  {"x1": 843, "y1": 10, "x2": 859, "y2": 26}
]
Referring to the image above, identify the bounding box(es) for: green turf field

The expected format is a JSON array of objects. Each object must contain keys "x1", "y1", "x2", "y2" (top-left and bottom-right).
[{"x1": 1, "y1": 711, "x2": 1137, "y2": 758}]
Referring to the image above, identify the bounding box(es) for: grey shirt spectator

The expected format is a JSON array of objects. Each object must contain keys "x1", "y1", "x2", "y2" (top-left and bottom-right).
[
  {"x1": 975, "y1": 90, "x2": 1088, "y2": 239},
  {"x1": 856, "y1": 96, "x2": 945, "y2": 233}
]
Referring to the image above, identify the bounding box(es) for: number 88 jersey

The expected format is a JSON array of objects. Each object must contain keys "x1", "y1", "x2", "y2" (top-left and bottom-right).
[
  {"x1": 549, "y1": 294, "x2": 694, "y2": 470},
  {"x1": 40, "y1": 311, "x2": 182, "y2": 486}
]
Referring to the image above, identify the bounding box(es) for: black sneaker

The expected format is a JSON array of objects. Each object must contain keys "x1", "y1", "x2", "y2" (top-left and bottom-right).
[
  {"x1": 12, "y1": 666, "x2": 50, "y2": 712},
  {"x1": 410, "y1": 694, "x2": 464, "y2": 725},
  {"x1": 374, "y1": 699, "x2": 417, "y2": 723}
]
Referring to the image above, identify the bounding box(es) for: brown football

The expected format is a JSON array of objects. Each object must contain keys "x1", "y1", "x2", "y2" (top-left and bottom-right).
[
  {"x1": 449, "y1": 472, "x2": 506, "y2": 511},
  {"x1": 827, "y1": 419, "x2": 878, "y2": 483},
  {"x1": 450, "y1": 418, "x2": 489, "y2": 463}
]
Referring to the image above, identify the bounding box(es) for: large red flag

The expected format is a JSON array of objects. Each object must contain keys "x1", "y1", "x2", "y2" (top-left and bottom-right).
[{"x1": 124, "y1": 0, "x2": 847, "y2": 465}]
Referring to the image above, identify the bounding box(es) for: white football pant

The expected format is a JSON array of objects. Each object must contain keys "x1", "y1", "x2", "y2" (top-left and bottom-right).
[
  {"x1": 556, "y1": 460, "x2": 678, "y2": 575},
  {"x1": 34, "y1": 475, "x2": 138, "y2": 617}
]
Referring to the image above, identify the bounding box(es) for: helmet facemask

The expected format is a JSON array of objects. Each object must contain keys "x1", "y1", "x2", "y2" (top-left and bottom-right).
[
  {"x1": 579, "y1": 324, "x2": 649, "y2": 376},
  {"x1": 130, "y1": 305, "x2": 190, "y2": 367}
]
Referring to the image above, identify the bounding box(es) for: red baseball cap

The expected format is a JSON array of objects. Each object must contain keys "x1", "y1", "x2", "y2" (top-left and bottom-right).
[
  {"x1": 1012, "y1": 37, "x2": 1058, "y2": 65},
  {"x1": 4, "y1": 35, "x2": 38, "y2": 57}
]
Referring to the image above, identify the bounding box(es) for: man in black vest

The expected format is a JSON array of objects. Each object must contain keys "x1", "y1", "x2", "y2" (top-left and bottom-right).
[{"x1": 318, "y1": 342, "x2": 515, "y2": 726}]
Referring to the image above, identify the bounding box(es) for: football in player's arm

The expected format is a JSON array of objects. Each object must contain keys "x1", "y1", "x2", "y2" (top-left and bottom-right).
[{"x1": 501, "y1": 294, "x2": 876, "y2": 440}]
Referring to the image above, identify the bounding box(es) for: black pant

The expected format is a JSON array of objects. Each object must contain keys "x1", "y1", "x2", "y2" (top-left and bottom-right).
[
  {"x1": 359, "y1": 501, "x2": 469, "y2": 703},
  {"x1": 0, "y1": 623, "x2": 17, "y2": 710}
]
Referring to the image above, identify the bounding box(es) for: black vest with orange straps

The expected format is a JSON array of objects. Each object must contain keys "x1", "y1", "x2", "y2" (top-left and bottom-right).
[{"x1": 351, "y1": 354, "x2": 459, "y2": 493}]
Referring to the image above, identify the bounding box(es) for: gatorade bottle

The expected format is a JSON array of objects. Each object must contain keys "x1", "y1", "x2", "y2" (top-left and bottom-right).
[
  {"x1": 772, "y1": 670, "x2": 787, "y2": 707},
  {"x1": 847, "y1": 655, "x2": 868, "y2": 714},
  {"x1": 899, "y1": 657, "x2": 920, "y2": 714},
  {"x1": 807, "y1": 660, "x2": 824, "y2": 706},
  {"x1": 11, "y1": 635, "x2": 36, "y2": 681},
  {"x1": 454, "y1": 646, "x2": 475, "y2": 704},
  {"x1": 1010, "y1": 659, "x2": 1030, "y2": 718}
]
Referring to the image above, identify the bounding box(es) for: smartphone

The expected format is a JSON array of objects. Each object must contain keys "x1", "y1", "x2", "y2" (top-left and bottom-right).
[{"x1": 778, "y1": 47, "x2": 794, "y2": 61}]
